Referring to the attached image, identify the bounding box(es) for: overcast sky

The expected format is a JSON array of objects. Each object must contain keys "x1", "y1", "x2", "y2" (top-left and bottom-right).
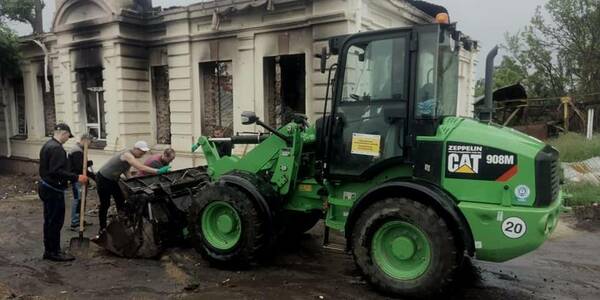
[{"x1": 6, "y1": 0, "x2": 548, "y2": 77}]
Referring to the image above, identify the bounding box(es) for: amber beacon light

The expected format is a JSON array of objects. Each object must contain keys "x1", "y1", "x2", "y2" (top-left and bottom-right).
[{"x1": 435, "y1": 12, "x2": 450, "y2": 24}]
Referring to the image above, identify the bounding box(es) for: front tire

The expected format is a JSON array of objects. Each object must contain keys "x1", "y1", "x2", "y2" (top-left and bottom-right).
[
  {"x1": 188, "y1": 183, "x2": 267, "y2": 266},
  {"x1": 351, "y1": 197, "x2": 460, "y2": 298}
]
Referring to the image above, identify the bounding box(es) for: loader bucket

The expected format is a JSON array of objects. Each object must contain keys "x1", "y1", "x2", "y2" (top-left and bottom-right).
[{"x1": 93, "y1": 167, "x2": 209, "y2": 258}]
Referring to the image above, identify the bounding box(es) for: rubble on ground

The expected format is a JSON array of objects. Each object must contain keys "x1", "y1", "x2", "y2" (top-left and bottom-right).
[{"x1": 562, "y1": 157, "x2": 600, "y2": 184}]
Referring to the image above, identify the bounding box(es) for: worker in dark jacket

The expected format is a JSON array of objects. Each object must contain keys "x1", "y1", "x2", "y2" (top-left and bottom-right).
[
  {"x1": 68, "y1": 134, "x2": 94, "y2": 231},
  {"x1": 39, "y1": 123, "x2": 88, "y2": 262}
]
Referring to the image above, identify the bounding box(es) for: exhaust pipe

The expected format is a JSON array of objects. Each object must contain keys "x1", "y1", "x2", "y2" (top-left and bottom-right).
[{"x1": 480, "y1": 45, "x2": 499, "y2": 122}]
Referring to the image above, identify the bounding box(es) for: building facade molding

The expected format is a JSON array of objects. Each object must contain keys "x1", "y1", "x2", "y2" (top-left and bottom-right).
[{"x1": 0, "y1": 0, "x2": 478, "y2": 172}]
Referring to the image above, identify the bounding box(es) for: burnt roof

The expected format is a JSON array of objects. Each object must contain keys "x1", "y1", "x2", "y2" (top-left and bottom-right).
[{"x1": 407, "y1": 1, "x2": 449, "y2": 19}]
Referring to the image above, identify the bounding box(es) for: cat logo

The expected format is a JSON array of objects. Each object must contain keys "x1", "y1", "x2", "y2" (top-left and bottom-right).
[
  {"x1": 447, "y1": 144, "x2": 483, "y2": 174},
  {"x1": 448, "y1": 153, "x2": 481, "y2": 174},
  {"x1": 446, "y1": 143, "x2": 518, "y2": 181}
]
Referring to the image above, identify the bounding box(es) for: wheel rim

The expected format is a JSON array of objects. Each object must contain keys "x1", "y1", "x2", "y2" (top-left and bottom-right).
[
  {"x1": 371, "y1": 221, "x2": 432, "y2": 280},
  {"x1": 201, "y1": 201, "x2": 241, "y2": 250}
]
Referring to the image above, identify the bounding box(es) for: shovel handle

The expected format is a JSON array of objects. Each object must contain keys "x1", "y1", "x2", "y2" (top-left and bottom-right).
[{"x1": 79, "y1": 141, "x2": 89, "y2": 235}]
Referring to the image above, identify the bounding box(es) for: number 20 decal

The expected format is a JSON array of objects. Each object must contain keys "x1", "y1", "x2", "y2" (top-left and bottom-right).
[{"x1": 502, "y1": 217, "x2": 527, "y2": 239}]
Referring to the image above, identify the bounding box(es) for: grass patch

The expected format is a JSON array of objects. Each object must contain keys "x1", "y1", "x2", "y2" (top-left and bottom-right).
[
  {"x1": 547, "y1": 132, "x2": 600, "y2": 162},
  {"x1": 563, "y1": 182, "x2": 600, "y2": 206}
]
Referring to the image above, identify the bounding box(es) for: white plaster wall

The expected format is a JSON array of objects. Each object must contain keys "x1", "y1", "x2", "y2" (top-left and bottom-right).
[{"x1": 3, "y1": 0, "x2": 479, "y2": 173}]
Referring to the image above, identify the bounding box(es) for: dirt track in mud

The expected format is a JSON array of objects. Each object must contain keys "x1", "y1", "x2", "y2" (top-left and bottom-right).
[{"x1": 0, "y1": 174, "x2": 599, "y2": 299}]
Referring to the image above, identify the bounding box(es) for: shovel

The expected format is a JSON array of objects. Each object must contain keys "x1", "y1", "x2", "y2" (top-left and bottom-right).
[{"x1": 70, "y1": 140, "x2": 90, "y2": 254}]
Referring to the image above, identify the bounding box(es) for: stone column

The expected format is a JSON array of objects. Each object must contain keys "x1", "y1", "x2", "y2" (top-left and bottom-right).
[
  {"x1": 234, "y1": 33, "x2": 256, "y2": 134},
  {"x1": 167, "y1": 41, "x2": 193, "y2": 152},
  {"x1": 102, "y1": 41, "x2": 122, "y2": 150},
  {"x1": 53, "y1": 48, "x2": 72, "y2": 126},
  {"x1": 22, "y1": 62, "x2": 46, "y2": 140}
]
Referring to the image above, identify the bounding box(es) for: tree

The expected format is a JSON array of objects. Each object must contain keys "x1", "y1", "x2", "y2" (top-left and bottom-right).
[
  {"x1": 503, "y1": 0, "x2": 600, "y2": 98},
  {"x1": 0, "y1": 23, "x2": 21, "y2": 80},
  {"x1": 0, "y1": 0, "x2": 44, "y2": 34},
  {"x1": 475, "y1": 55, "x2": 528, "y2": 96},
  {"x1": 1, "y1": 0, "x2": 49, "y2": 90}
]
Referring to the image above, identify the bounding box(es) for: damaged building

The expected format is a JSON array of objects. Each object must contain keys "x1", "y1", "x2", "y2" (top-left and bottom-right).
[{"x1": 0, "y1": 0, "x2": 478, "y2": 170}]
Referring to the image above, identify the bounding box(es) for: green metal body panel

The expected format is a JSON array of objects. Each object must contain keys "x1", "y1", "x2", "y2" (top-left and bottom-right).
[
  {"x1": 434, "y1": 117, "x2": 543, "y2": 207},
  {"x1": 426, "y1": 117, "x2": 562, "y2": 261},
  {"x1": 194, "y1": 123, "x2": 315, "y2": 196},
  {"x1": 193, "y1": 115, "x2": 562, "y2": 263},
  {"x1": 321, "y1": 166, "x2": 412, "y2": 231},
  {"x1": 285, "y1": 178, "x2": 322, "y2": 212},
  {"x1": 458, "y1": 191, "x2": 562, "y2": 262}
]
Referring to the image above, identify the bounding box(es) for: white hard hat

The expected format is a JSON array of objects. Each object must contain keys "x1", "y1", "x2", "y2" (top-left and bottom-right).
[{"x1": 134, "y1": 141, "x2": 150, "y2": 152}]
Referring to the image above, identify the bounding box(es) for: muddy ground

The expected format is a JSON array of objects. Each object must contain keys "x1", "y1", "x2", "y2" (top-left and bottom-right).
[{"x1": 0, "y1": 174, "x2": 599, "y2": 300}]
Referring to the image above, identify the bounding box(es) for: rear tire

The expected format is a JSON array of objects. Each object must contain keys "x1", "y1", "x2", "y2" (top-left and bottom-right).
[
  {"x1": 351, "y1": 197, "x2": 460, "y2": 298},
  {"x1": 188, "y1": 183, "x2": 267, "y2": 266}
]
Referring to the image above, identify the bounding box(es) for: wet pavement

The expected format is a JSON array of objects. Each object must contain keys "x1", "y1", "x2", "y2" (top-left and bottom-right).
[{"x1": 0, "y1": 186, "x2": 599, "y2": 299}]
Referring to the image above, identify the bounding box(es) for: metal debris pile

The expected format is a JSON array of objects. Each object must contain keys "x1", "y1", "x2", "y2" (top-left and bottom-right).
[
  {"x1": 93, "y1": 167, "x2": 209, "y2": 258},
  {"x1": 562, "y1": 157, "x2": 600, "y2": 185}
]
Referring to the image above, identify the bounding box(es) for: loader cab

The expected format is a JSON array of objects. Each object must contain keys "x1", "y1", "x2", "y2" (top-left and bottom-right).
[{"x1": 323, "y1": 24, "x2": 460, "y2": 179}]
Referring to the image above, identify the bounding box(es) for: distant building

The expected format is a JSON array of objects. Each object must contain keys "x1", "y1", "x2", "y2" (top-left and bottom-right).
[{"x1": 0, "y1": 0, "x2": 478, "y2": 171}]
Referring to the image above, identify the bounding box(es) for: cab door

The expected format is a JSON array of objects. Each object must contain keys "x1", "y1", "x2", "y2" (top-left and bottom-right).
[{"x1": 327, "y1": 33, "x2": 410, "y2": 179}]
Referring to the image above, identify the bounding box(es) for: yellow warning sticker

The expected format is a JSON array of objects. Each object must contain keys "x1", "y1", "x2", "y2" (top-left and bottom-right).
[
  {"x1": 298, "y1": 184, "x2": 313, "y2": 192},
  {"x1": 351, "y1": 133, "x2": 381, "y2": 157}
]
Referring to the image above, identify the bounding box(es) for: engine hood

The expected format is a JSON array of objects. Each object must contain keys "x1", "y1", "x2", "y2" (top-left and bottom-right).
[{"x1": 441, "y1": 117, "x2": 545, "y2": 158}]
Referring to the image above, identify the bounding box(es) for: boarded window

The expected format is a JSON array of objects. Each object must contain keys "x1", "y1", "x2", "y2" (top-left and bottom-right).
[
  {"x1": 264, "y1": 54, "x2": 305, "y2": 128},
  {"x1": 200, "y1": 61, "x2": 233, "y2": 136},
  {"x1": 76, "y1": 68, "x2": 106, "y2": 140},
  {"x1": 40, "y1": 77, "x2": 56, "y2": 137},
  {"x1": 12, "y1": 78, "x2": 27, "y2": 137},
  {"x1": 152, "y1": 66, "x2": 171, "y2": 144}
]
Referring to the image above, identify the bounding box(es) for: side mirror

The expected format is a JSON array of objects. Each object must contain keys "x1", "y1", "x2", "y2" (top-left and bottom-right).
[
  {"x1": 315, "y1": 47, "x2": 328, "y2": 74},
  {"x1": 358, "y1": 52, "x2": 365, "y2": 62},
  {"x1": 241, "y1": 111, "x2": 258, "y2": 125},
  {"x1": 242, "y1": 111, "x2": 292, "y2": 144}
]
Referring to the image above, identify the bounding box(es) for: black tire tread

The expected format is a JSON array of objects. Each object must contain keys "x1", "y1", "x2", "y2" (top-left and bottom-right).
[
  {"x1": 188, "y1": 182, "x2": 267, "y2": 267},
  {"x1": 351, "y1": 197, "x2": 460, "y2": 298}
]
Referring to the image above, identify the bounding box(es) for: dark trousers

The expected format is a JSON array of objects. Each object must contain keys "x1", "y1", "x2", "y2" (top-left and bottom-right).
[
  {"x1": 39, "y1": 183, "x2": 65, "y2": 254},
  {"x1": 96, "y1": 174, "x2": 125, "y2": 230}
]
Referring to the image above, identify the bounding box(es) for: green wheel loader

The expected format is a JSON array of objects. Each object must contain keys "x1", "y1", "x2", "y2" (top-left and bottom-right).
[{"x1": 186, "y1": 23, "x2": 560, "y2": 297}]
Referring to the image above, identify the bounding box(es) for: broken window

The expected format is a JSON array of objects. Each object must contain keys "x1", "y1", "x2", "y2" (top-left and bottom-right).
[
  {"x1": 76, "y1": 68, "x2": 106, "y2": 140},
  {"x1": 152, "y1": 66, "x2": 171, "y2": 144},
  {"x1": 11, "y1": 78, "x2": 27, "y2": 138},
  {"x1": 264, "y1": 54, "x2": 306, "y2": 128},
  {"x1": 200, "y1": 61, "x2": 233, "y2": 136},
  {"x1": 40, "y1": 77, "x2": 56, "y2": 137}
]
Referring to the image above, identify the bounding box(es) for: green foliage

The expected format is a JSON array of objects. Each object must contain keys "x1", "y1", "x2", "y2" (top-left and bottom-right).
[
  {"x1": 550, "y1": 132, "x2": 600, "y2": 205},
  {"x1": 0, "y1": 0, "x2": 36, "y2": 23},
  {"x1": 563, "y1": 182, "x2": 600, "y2": 206},
  {"x1": 503, "y1": 0, "x2": 600, "y2": 98},
  {"x1": 0, "y1": 0, "x2": 44, "y2": 33},
  {"x1": 548, "y1": 132, "x2": 600, "y2": 162},
  {"x1": 0, "y1": 0, "x2": 44, "y2": 79},
  {"x1": 0, "y1": 23, "x2": 21, "y2": 79},
  {"x1": 474, "y1": 56, "x2": 528, "y2": 96}
]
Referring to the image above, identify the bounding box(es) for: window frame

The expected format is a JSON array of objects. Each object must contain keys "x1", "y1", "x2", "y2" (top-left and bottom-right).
[
  {"x1": 76, "y1": 67, "x2": 106, "y2": 141},
  {"x1": 85, "y1": 86, "x2": 106, "y2": 141},
  {"x1": 11, "y1": 78, "x2": 27, "y2": 138}
]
